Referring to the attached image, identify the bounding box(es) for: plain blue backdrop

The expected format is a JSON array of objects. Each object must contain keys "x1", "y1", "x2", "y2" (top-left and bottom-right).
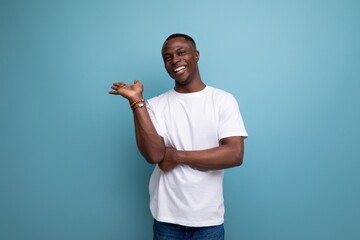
[{"x1": 1, "y1": 0, "x2": 359, "y2": 239}]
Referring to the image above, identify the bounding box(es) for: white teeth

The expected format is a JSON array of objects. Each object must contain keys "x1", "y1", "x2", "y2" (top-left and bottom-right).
[{"x1": 174, "y1": 66, "x2": 185, "y2": 72}]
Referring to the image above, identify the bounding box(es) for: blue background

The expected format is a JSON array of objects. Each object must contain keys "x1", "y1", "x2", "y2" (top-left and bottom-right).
[{"x1": 1, "y1": 0, "x2": 359, "y2": 239}]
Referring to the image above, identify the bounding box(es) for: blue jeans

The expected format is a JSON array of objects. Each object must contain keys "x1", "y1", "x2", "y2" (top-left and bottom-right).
[{"x1": 153, "y1": 219, "x2": 224, "y2": 240}]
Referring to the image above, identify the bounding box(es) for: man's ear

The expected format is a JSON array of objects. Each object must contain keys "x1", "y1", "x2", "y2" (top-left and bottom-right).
[{"x1": 195, "y1": 51, "x2": 200, "y2": 61}]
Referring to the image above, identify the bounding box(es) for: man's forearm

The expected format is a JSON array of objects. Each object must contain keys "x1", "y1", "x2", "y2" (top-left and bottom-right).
[
  {"x1": 161, "y1": 137, "x2": 244, "y2": 171},
  {"x1": 133, "y1": 106, "x2": 165, "y2": 164},
  {"x1": 179, "y1": 143, "x2": 243, "y2": 171}
]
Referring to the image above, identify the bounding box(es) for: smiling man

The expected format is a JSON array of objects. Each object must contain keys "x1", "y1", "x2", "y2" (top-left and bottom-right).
[{"x1": 109, "y1": 33, "x2": 248, "y2": 240}]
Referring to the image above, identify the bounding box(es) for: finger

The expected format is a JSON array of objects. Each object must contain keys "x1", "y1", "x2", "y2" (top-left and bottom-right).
[
  {"x1": 114, "y1": 82, "x2": 126, "y2": 86},
  {"x1": 112, "y1": 83, "x2": 119, "y2": 87},
  {"x1": 116, "y1": 83, "x2": 128, "y2": 89}
]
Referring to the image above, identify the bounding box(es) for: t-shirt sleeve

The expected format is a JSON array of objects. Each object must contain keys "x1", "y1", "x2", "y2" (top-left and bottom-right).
[
  {"x1": 146, "y1": 99, "x2": 165, "y2": 138},
  {"x1": 218, "y1": 94, "x2": 248, "y2": 140}
]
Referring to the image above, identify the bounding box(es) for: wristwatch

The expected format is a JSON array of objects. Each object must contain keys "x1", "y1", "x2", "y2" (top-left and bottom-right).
[{"x1": 132, "y1": 101, "x2": 145, "y2": 110}]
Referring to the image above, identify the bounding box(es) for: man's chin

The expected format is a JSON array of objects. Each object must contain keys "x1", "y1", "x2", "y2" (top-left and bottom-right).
[
  {"x1": 173, "y1": 75, "x2": 189, "y2": 84},
  {"x1": 174, "y1": 79, "x2": 189, "y2": 86}
]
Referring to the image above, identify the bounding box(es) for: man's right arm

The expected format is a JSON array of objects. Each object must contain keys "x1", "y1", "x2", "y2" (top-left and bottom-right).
[
  {"x1": 109, "y1": 80, "x2": 165, "y2": 164},
  {"x1": 132, "y1": 102, "x2": 165, "y2": 164}
]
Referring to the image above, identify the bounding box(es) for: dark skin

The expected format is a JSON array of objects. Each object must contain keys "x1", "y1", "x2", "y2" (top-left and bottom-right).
[{"x1": 109, "y1": 36, "x2": 244, "y2": 172}]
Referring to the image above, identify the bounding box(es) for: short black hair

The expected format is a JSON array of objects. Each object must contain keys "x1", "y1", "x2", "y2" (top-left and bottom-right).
[{"x1": 164, "y1": 33, "x2": 197, "y2": 50}]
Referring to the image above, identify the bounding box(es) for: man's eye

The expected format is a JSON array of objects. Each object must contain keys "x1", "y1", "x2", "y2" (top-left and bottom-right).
[{"x1": 178, "y1": 51, "x2": 185, "y2": 56}]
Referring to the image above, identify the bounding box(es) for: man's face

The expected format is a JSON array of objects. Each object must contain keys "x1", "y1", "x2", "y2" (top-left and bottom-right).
[{"x1": 161, "y1": 37, "x2": 199, "y2": 85}]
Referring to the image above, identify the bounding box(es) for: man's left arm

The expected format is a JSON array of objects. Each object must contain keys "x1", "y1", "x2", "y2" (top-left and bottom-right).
[{"x1": 159, "y1": 136, "x2": 244, "y2": 172}]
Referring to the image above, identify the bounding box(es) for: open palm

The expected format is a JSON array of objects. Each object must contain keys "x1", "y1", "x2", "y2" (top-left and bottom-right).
[{"x1": 109, "y1": 80, "x2": 144, "y2": 101}]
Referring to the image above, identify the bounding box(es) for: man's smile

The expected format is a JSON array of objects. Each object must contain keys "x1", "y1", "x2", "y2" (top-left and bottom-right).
[{"x1": 173, "y1": 65, "x2": 186, "y2": 74}]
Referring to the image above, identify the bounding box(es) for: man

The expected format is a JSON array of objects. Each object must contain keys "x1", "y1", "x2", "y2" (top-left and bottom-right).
[{"x1": 109, "y1": 33, "x2": 247, "y2": 240}]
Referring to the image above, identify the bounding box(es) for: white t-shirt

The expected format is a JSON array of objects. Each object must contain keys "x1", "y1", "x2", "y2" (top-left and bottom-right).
[{"x1": 146, "y1": 85, "x2": 248, "y2": 227}]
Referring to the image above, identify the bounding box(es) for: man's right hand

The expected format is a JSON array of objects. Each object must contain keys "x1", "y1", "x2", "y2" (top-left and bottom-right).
[{"x1": 109, "y1": 80, "x2": 144, "y2": 102}]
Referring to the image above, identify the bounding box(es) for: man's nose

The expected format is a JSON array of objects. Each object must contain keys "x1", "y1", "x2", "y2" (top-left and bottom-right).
[{"x1": 171, "y1": 55, "x2": 180, "y2": 65}]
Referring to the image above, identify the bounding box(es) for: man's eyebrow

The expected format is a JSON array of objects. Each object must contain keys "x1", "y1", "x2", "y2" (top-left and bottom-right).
[{"x1": 163, "y1": 47, "x2": 186, "y2": 55}]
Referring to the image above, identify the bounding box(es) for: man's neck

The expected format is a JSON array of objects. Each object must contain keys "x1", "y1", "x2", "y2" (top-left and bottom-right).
[{"x1": 174, "y1": 81, "x2": 206, "y2": 93}]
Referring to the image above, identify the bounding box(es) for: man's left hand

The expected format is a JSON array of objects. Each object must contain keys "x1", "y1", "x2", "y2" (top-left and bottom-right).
[{"x1": 158, "y1": 147, "x2": 178, "y2": 172}]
